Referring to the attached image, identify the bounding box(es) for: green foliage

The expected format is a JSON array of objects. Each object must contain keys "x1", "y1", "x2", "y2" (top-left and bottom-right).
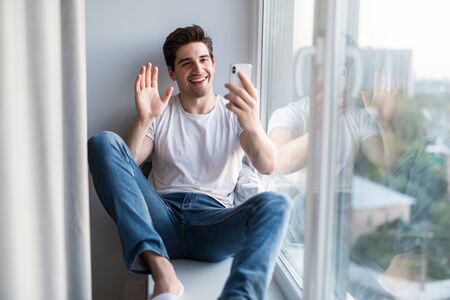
[
  {"x1": 430, "y1": 201, "x2": 450, "y2": 230},
  {"x1": 352, "y1": 215, "x2": 450, "y2": 280},
  {"x1": 414, "y1": 92, "x2": 450, "y2": 112},
  {"x1": 352, "y1": 91, "x2": 450, "y2": 281},
  {"x1": 392, "y1": 97, "x2": 427, "y2": 147},
  {"x1": 351, "y1": 219, "x2": 405, "y2": 269},
  {"x1": 383, "y1": 139, "x2": 448, "y2": 220}
]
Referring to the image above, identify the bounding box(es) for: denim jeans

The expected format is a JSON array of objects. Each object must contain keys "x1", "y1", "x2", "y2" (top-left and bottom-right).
[{"x1": 88, "y1": 131, "x2": 292, "y2": 300}]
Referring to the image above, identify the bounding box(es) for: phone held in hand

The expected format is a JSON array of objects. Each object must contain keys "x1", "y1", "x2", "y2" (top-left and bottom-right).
[{"x1": 229, "y1": 63, "x2": 252, "y2": 89}]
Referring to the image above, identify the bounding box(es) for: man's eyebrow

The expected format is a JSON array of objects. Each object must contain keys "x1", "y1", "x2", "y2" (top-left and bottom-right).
[
  {"x1": 177, "y1": 58, "x2": 192, "y2": 65},
  {"x1": 177, "y1": 54, "x2": 210, "y2": 65}
]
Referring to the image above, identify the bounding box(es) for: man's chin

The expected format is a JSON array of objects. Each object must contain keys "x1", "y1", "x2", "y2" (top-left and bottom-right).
[{"x1": 189, "y1": 87, "x2": 211, "y2": 98}]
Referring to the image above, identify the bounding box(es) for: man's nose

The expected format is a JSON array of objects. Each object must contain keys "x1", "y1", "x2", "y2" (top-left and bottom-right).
[{"x1": 192, "y1": 61, "x2": 202, "y2": 73}]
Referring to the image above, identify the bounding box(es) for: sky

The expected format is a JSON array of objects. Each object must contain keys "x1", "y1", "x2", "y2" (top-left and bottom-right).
[{"x1": 359, "y1": 0, "x2": 450, "y2": 80}]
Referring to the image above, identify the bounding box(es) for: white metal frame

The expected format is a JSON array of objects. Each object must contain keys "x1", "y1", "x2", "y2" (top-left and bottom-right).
[
  {"x1": 253, "y1": 0, "x2": 304, "y2": 299},
  {"x1": 274, "y1": 256, "x2": 303, "y2": 300},
  {"x1": 303, "y1": 0, "x2": 348, "y2": 298},
  {"x1": 254, "y1": 0, "x2": 351, "y2": 299}
]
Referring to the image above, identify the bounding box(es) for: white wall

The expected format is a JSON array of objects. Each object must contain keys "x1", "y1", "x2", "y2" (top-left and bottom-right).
[{"x1": 86, "y1": 1, "x2": 254, "y2": 299}]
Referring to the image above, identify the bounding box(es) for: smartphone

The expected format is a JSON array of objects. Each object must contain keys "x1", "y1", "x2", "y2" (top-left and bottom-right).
[{"x1": 229, "y1": 63, "x2": 252, "y2": 89}]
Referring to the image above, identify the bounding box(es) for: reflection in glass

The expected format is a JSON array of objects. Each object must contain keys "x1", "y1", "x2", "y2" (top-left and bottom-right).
[
  {"x1": 348, "y1": 1, "x2": 450, "y2": 298},
  {"x1": 262, "y1": 0, "x2": 449, "y2": 298}
]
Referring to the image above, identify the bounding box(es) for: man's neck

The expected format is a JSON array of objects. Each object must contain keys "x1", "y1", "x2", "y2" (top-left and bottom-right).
[{"x1": 179, "y1": 91, "x2": 216, "y2": 114}]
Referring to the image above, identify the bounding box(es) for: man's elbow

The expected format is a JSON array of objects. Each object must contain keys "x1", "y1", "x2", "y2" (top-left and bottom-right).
[{"x1": 259, "y1": 160, "x2": 276, "y2": 175}]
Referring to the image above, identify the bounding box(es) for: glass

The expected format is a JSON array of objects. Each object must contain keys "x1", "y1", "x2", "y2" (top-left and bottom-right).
[
  {"x1": 260, "y1": 0, "x2": 314, "y2": 291},
  {"x1": 262, "y1": 0, "x2": 450, "y2": 299},
  {"x1": 345, "y1": 0, "x2": 450, "y2": 299}
]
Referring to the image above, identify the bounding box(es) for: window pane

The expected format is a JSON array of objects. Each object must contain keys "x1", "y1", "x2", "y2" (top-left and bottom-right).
[
  {"x1": 261, "y1": 0, "x2": 314, "y2": 289},
  {"x1": 347, "y1": 0, "x2": 450, "y2": 299}
]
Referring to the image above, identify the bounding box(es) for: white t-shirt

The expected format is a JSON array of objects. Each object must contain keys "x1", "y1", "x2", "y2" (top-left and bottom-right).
[
  {"x1": 268, "y1": 97, "x2": 379, "y2": 192},
  {"x1": 146, "y1": 94, "x2": 244, "y2": 208}
]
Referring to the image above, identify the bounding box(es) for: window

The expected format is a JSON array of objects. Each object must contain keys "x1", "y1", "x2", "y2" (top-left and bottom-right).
[
  {"x1": 257, "y1": 0, "x2": 314, "y2": 297},
  {"x1": 259, "y1": 0, "x2": 450, "y2": 299},
  {"x1": 349, "y1": 0, "x2": 450, "y2": 298}
]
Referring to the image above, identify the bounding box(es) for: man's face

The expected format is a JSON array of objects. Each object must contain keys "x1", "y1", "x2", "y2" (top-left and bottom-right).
[{"x1": 169, "y1": 42, "x2": 215, "y2": 99}]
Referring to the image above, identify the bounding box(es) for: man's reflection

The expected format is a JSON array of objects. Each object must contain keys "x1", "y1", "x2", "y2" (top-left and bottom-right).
[{"x1": 266, "y1": 64, "x2": 402, "y2": 238}]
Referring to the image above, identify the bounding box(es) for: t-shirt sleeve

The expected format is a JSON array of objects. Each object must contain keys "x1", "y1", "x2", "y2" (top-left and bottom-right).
[
  {"x1": 145, "y1": 121, "x2": 156, "y2": 141},
  {"x1": 268, "y1": 99, "x2": 308, "y2": 135}
]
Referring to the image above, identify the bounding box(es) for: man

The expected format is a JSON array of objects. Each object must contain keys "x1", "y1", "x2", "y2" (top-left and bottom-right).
[
  {"x1": 266, "y1": 65, "x2": 402, "y2": 230},
  {"x1": 269, "y1": 68, "x2": 401, "y2": 178},
  {"x1": 88, "y1": 25, "x2": 292, "y2": 300}
]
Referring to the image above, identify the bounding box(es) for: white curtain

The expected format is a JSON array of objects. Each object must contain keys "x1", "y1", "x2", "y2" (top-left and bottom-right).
[{"x1": 0, "y1": 1, "x2": 91, "y2": 300}]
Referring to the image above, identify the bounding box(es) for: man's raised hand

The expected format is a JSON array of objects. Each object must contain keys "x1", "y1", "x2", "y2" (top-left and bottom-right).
[
  {"x1": 224, "y1": 72, "x2": 262, "y2": 133},
  {"x1": 135, "y1": 63, "x2": 174, "y2": 122},
  {"x1": 361, "y1": 71, "x2": 399, "y2": 127}
]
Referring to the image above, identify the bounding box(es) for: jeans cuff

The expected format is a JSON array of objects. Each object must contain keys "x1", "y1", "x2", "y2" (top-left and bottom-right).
[{"x1": 127, "y1": 241, "x2": 169, "y2": 274}]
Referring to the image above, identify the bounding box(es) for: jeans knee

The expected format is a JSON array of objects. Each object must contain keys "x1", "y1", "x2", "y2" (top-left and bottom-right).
[
  {"x1": 256, "y1": 192, "x2": 293, "y2": 218},
  {"x1": 88, "y1": 131, "x2": 124, "y2": 161}
]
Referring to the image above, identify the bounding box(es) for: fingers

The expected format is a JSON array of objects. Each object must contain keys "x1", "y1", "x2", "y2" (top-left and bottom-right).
[
  {"x1": 391, "y1": 79, "x2": 400, "y2": 96},
  {"x1": 225, "y1": 101, "x2": 243, "y2": 116},
  {"x1": 361, "y1": 90, "x2": 380, "y2": 120},
  {"x1": 136, "y1": 63, "x2": 157, "y2": 90},
  {"x1": 361, "y1": 90, "x2": 369, "y2": 108},
  {"x1": 224, "y1": 92, "x2": 248, "y2": 110},
  {"x1": 135, "y1": 74, "x2": 142, "y2": 92},
  {"x1": 224, "y1": 82, "x2": 256, "y2": 108},
  {"x1": 237, "y1": 72, "x2": 257, "y2": 98},
  {"x1": 151, "y1": 66, "x2": 158, "y2": 88},
  {"x1": 162, "y1": 86, "x2": 174, "y2": 104},
  {"x1": 139, "y1": 65, "x2": 146, "y2": 91},
  {"x1": 380, "y1": 71, "x2": 387, "y2": 92},
  {"x1": 134, "y1": 66, "x2": 147, "y2": 108},
  {"x1": 135, "y1": 63, "x2": 159, "y2": 93},
  {"x1": 145, "y1": 63, "x2": 151, "y2": 87},
  {"x1": 374, "y1": 70, "x2": 398, "y2": 94}
]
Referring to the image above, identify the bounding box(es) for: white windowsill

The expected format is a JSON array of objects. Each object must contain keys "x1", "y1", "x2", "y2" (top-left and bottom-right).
[
  {"x1": 273, "y1": 243, "x2": 304, "y2": 300},
  {"x1": 147, "y1": 258, "x2": 287, "y2": 300}
]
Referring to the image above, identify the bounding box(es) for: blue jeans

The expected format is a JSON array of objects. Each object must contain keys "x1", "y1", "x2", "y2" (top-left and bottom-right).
[{"x1": 88, "y1": 131, "x2": 292, "y2": 300}]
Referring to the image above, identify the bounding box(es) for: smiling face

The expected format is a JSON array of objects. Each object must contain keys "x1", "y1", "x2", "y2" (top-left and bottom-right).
[{"x1": 168, "y1": 42, "x2": 215, "y2": 99}]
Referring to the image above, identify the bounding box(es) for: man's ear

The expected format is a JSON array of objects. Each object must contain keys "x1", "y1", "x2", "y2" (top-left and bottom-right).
[{"x1": 168, "y1": 67, "x2": 176, "y2": 81}]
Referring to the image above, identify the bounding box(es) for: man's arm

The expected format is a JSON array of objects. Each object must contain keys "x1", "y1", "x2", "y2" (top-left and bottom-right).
[
  {"x1": 124, "y1": 118, "x2": 155, "y2": 166},
  {"x1": 224, "y1": 72, "x2": 276, "y2": 175},
  {"x1": 239, "y1": 127, "x2": 277, "y2": 175},
  {"x1": 360, "y1": 127, "x2": 403, "y2": 173},
  {"x1": 269, "y1": 129, "x2": 309, "y2": 175},
  {"x1": 360, "y1": 75, "x2": 404, "y2": 172},
  {"x1": 124, "y1": 62, "x2": 173, "y2": 166}
]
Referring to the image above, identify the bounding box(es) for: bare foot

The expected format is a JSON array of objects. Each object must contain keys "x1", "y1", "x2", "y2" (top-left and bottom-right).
[{"x1": 142, "y1": 251, "x2": 183, "y2": 297}]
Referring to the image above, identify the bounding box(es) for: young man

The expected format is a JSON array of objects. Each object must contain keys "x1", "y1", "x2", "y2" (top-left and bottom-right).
[{"x1": 88, "y1": 25, "x2": 292, "y2": 300}]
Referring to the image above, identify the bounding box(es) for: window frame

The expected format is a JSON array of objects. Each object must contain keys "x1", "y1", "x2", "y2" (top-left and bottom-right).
[
  {"x1": 252, "y1": 0, "x2": 305, "y2": 298},
  {"x1": 254, "y1": 0, "x2": 353, "y2": 299}
]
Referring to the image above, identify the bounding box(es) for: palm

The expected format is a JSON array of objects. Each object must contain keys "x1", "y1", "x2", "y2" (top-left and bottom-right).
[
  {"x1": 134, "y1": 63, "x2": 173, "y2": 121},
  {"x1": 136, "y1": 85, "x2": 166, "y2": 120},
  {"x1": 361, "y1": 72, "x2": 398, "y2": 124},
  {"x1": 371, "y1": 90, "x2": 396, "y2": 122}
]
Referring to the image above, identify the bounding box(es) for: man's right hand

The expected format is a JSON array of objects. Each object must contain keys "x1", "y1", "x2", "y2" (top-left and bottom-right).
[{"x1": 135, "y1": 63, "x2": 174, "y2": 123}]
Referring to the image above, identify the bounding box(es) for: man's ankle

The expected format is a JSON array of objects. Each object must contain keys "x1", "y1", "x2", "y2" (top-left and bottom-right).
[{"x1": 142, "y1": 251, "x2": 176, "y2": 280}]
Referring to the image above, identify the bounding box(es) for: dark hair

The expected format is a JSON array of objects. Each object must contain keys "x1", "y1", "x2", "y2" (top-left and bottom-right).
[{"x1": 163, "y1": 24, "x2": 214, "y2": 71}]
